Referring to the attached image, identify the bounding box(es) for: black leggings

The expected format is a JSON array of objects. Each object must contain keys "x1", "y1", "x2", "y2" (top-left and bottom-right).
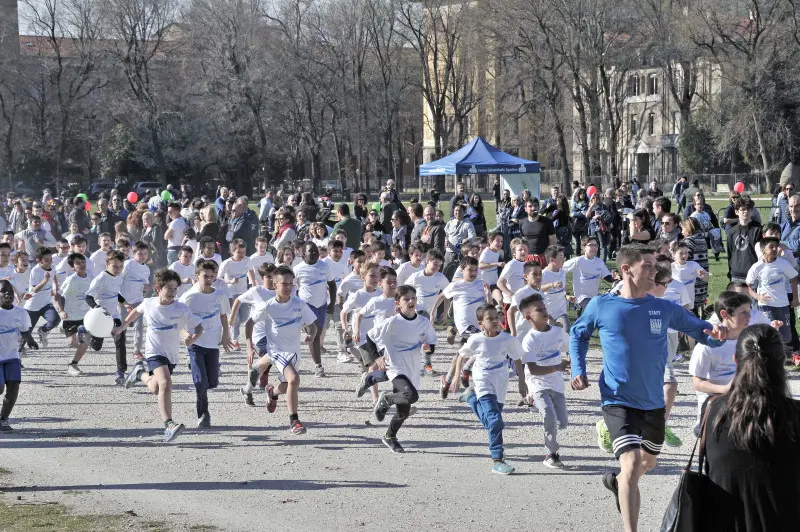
[{"x1": 386, "y1": 375, "x2": 419, "y2": 438}]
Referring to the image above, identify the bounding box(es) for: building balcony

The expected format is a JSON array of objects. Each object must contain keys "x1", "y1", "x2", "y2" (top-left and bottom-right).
[{"x1": 661, "y1": 134, "x2": 679, "y2": 148}]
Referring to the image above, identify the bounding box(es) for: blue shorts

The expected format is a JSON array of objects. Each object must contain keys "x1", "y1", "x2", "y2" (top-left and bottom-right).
[
  {"x1": 0, "y1": 359, "x2": 22, "y2": 386},
  {"x1": 309, "y1": 303, "x2": 327, "y2": 330},
  {"x1": 146, "y1": 355, "x2": 176, "y2": 375},
  {"x1": 256, "y1": 336, "x2": 268, "y2": 356}
]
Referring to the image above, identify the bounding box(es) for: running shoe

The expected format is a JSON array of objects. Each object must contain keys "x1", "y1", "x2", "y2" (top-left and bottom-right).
[
  {"x1": 38, "y1": 328, "x2": 48, "y2": 349},
  {"x1": 423, "y1": 364, "x2": 434, "y2": 376},
  {"x1": 664, "y1": 426, "x2": 682, "y2": 448},
  {"x1": 133, "y1": 352, "x2": 144, "y2": 362},
  {"x1": 457, "y1": 385, "x2": 475, "y2": 403},
  {"x1": 602, "y1": 472, "x2": 620, "y2": 513},
  {"x1": 67, "y1": 363, "x2": 83, "y2": 377},
  {"x1": 491, "y1": 460, "x2": 514, "y2": 475},
  {"x1": 336, "y1": 352, "x2": 354, "y2": 363},
  {"x1": 163, "y1": 421, "x2": 184, "y2": 443},
  {"x1": 460, "y1": 369, "x2": 471, "y2": 388},
  {"x1": 596, "y1": 419, "x2": 613, "y2": 454},
  {"x1": 447, "y1": 326, "x2": 457, "y2": 345},
  {"x1": 266, "y1": 385, "x2": 278, "y2": 413},
  {"x1": 314, "y1": 365, "x2": 326, "y2": 378},
  {"x1": 289, "y1": 419, "x2": 306, "y2": 435},
  {"x1": 439, "y1": 375, "x2": 450, "y2": 399},
  {"x1": 197, "y1": 413, "x2": 211, "y2": 428},
  {"x1": 355, "y1": 372, "x2": 371, "y2": 398},
  {"x1": 0, "y1": 419, "x2": 12, "y2": 432},
  {"x1": 373, "y1": 391, "x2": 391, "y2": 422},
  {"x1": 247, "y1": 367, "x2": 259, "y2": 388},
  {"x1": 125, "y1": 362, "x2": 144, "y2": 389},
  {"x1": 543, "y1": 453, "x2": 564, "y2": 469},
  {"x1": 382, "y1": 436, "x2": 404, "y2": 453},
  {"x1": 114, "y1": 372, "x2": 125, "y2": 386},
  {"x1": 792, "y1": 352, "x2": 800, "y2": 366},
  {"x1": 240, "y1": 387, "x2": 255, "y2": 406}
]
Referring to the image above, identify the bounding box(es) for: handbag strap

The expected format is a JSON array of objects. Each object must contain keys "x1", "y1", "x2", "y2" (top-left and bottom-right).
[{"x1": 697, "y1": 395, "x2": 719, "y2": 473}]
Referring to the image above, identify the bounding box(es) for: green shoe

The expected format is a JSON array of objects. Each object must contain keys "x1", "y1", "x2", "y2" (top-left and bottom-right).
[
  {"x1": 664, "y1": 425, "x2": 682, "y2": 448},
  {"x1": 596, "y1": 419, "x2": 613, "y2": 454}
]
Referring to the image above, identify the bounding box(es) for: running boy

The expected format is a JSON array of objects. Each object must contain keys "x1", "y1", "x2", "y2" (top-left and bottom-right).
[
  {"x1": 0, "y1": 280, "x2": 38, "y2": 431},
  {"x1": 563, "y1": 236, "x2": 615, "y2": 314},
  {"x1": 24, "y1": 247, "x2": 59, "y2": 348},
  {"x1": 293, "y1": 242, "x2": 336, "y2": 378},
  {"x1": 497, "y1": 239, "x2": 529, "y2": 326},
  {"x1": 85, "y1": 250, "x2": 127, "y2": 384},
  {"x1": 54, "y1": 253, "x2": 92, "y2": 376},
  {"x1": 120, "y1": 241, "x2": 152, "y2": 361},
  {"x1": 478, "y1": 232, "x2": 504, "y2": 308},
  {"x1": 170, "y1": 246, "x2": 196, "y2": 297},
  {"x1": 238, "y1": 263, "x2": 277, "y2": 406},
  {"x1": 396, "y1": 244, "x2": 424, "y2": 286},
  {"x1": 541, "y1": 245, "x2": 569, "y2": 329},
  {"x1": 118, "y1": 268, "x2": 203, "y2": 442},
  {"x1": 219, "y1": 239, "x2": 256, "y2": 347},
  {"x1": 507, "y1": 261, "x2": 543, "y2": 339}
]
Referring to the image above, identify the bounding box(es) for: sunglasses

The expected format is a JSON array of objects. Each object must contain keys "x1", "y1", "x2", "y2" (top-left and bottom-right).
[{"x1": 655, "y1": 279, "x2": 672, "y2": 286}]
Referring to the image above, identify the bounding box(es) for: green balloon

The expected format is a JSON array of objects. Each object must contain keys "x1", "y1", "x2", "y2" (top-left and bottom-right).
[
  {"x1": 77, "y1": 193, "x2": 88, "y2": 201},
  {"x1": 161, "y1": 190, "x2": 171, "y2": 201}
]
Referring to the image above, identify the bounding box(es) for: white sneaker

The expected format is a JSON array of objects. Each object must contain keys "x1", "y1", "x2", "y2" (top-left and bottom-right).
[
  {"x1": 38, "y1": 328, "x2": 48, "y2": 349},
  {"x1": 336, "y1": 352, "x2": 353, "y2": 363},
  {"x1": 67, "y1": 363, "x2": 83, "y2": 377}
]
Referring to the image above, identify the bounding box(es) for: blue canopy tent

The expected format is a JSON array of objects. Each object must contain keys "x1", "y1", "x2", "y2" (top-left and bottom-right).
[{"x1": 419, "y1": 136, "x2": 541, "y2": 199}]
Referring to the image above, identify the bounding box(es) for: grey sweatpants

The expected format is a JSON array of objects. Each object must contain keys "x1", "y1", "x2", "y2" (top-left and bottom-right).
[{"x1": 531, "y1": 388, "x2": 568, "y2": 454}]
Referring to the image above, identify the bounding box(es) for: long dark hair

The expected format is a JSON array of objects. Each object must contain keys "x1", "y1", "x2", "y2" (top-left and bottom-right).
[{"x1": 715, "y1": 324, "x2": 800, "y2": 451}]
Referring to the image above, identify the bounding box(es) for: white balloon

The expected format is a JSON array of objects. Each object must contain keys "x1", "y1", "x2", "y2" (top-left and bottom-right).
[{"x1": 84, "y1": 307, "x2": 114, "y2": 338}]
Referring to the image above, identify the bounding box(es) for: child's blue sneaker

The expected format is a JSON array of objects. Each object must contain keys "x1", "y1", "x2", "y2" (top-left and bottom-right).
[{"x1": 491, "y1": 460, "x2": 514, "y2": 475}]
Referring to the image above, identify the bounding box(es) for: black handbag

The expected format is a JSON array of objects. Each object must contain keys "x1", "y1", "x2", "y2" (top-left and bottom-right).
[{"x1": 660, "y1": 397, "x2": 736, "y2": 531}]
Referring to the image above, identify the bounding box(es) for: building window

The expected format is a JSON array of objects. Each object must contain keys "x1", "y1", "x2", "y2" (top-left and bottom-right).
[
  {"x1": 627, "y1": 75, "x2": 640, "y2": 96},
  {"x1": 630, "y1": 115, "x2": 638, "y2": 138},
  {"x1": 647, "y1": 74, "x2": 659, "y2": 95},
  {"x1": 648, "y1": 112, "x2": 655, "y2": 135}
]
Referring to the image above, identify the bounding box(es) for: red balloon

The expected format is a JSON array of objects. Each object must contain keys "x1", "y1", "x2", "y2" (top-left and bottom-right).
[
  {"x1": 734, "y1": 182, "x2": 745, "y2": 193},
  {"x1": 85, "y1": 201, "x2": 91, "y2": 212},
  {"x1": 127, "y1": 191, "x2": 138, "y2": 203},
  {"x1": 587, "y1": 185, "x2": 598, "y2": 197}
]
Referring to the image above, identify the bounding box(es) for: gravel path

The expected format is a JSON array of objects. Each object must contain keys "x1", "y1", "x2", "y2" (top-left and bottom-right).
[{"x1": 3, "y1": 327, "x2": 797, "y2": 531}]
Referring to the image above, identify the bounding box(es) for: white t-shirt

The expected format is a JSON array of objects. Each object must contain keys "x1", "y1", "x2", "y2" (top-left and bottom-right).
[
  {"x1": 251, "y1": 296, "x2": 317, "y2": 354},
  {"x1": 236, "y1": 285, "x2": 275, "y2": 341},
  {"x1": 510, "y1": 285, "x2": 543, "y2": 338},
  {"x1": 368, "y1": 313, "x2": 437, "y2": 389},
  {"x1": 294, "y1": 260, "x2": 334, "y2": 308},
  {"x1": 337, "y1": 272, "x2": 363, "y2": 303},
  {"x1": 194, "y1": 253, "x2": 222, "y2": 267},
  {"x1": 54, "y1": 256, "x2": 96, "y2": 285},
  {"x1": 24, "y1": 265, "x2": 55, "y2": 312},
  {"x1": 689, "y1": 339, "x2": 737, "y2": 411},
  {"x1": 443, "y1": 279, "x2": 486, "y2": 334},
  {"x1": 358, "y1": 294, "x2": 396, "y2": 330},
  {"x1": 407, "y1": 270, "x2": 449, "y2": 315},
  {"x1": 563, "y1": 256, "x2": 610, "y2": 302},
  {"x1": 136, "y1": 297, "x2": 201, "y2": 363},
  {"x1": 541, "y1": 268, "x2": 568, "y2": 318},
  {"x1": 86, "y1": 271, "x2": 124, "y2": 319},
  {"x1": 59, "y1": 272, "x2": 92, "y2": 320},
  {"x1": 0, "y1": 263, "x2": 14, "y2": 281},
  {"x1": 478, "y1": 248, "x2": 501, "y2": 285},
  {"x1": 672, "y1": 260, "x2": 704, "y2": 305},
  {"x1": 396, "y1": 261, "x2": 425, "y2": 286},
  {"x1": 10, "y1": 269, "x2": 30, "y2": 299},
  {"x1": 707, "y1": 307, "x2": 770, "y2": 326},
  {"x1": 179, "y1": 286, "x2": 231, "y2": 349},
  {"x1": 166, "y1": 217, "x2": 188, "y2": 248},
  {"x1": 219, "y1": 256, "x2": 253, "y2": 297},
  {"x1": 521, "y1": 325, "x2": 570, "y2": 394},
  {"x1": 89, "y1": 249, "x2": 108, "y2": 274},
  {"x1": 746, "y1": 257, "x2": 797, "y2": 308},
  {"x1": 499, "y1": 259, "x2": 526, "y2": 304},
  {"x1": 343, "y1": 288, "x2": 381, "y2": 345},
  {"x1": 322, "y1": 257, "x2": 349, "y2": 290},
  {"x1": 459, "y1": 331, "x2": 523, "y2": 400},
  {"x1": 250, "y1": 251, "x2": 275, "y2": 278},
  {"x1": 119, "y1": 259, "x2": 150, "y2": 305},
  {"x1": 51, "y1": 253, "x2": 69, "y2": 271},
  {"x1": 755, "y1": 242, "x2": 797, "y2": 295},
  {"x1": 169, "y1": 261, "x2": 196, "y2": 297},
  {"x1": 0, "y1": 306, "x2": 31, "y2": 362}
]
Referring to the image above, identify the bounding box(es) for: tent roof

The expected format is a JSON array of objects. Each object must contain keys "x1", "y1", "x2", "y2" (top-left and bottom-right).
[{"x1": 419, "y1": 136, "x2": 540, "y2": 176}]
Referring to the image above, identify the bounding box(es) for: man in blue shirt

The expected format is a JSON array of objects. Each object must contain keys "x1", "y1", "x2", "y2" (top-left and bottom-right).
[{"x1": 570, "y1": 244, "x2": 727, "y2": 532}]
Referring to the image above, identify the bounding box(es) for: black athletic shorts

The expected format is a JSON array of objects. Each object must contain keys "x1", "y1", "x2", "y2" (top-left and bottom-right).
[
  {"x1": 602, "y1": 404, "x2": 666, "y2": 458},
  {"x1": 62, "y1": 320, "x2": 83, "y2": 337}
]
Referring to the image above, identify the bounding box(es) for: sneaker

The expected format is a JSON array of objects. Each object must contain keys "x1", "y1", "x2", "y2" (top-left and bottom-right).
[
  {"x1": 197, "y1": 413, "x2": 211, "y2": 428},
  {"x1": 373, "y1": 391, "x2": 391, "y2": 422},
  {"x1": 460, "y1": 369, "x2": 471, "y2": 388},
  {"x1": 447, "y1": 326, "x2": 457, "y2": 345},
  {"x1": 457, "y1": 385, "x2": 475, "y2": 403},
  {"x1": 491, "y1": 460, "x2": 514, "y2": 475},
  {"x1": 543, "y1": 453, "x2": 564, "y2": 469},
  {"x1": 337, "y1": 352, "x2": 353, "y2": 363},
  {"x1": 596, "y1": 419, "x2": 613, "y2": 454},
  {"x1": 125, "y1": 362, "x2": 144, "y2": 389},
  {"x1": 793, "y1": 352, "x2": 800, "y2": 366},
  {"x1": 114, "y1": 371, "x2": 125, "y2": 386},
  {"x1": 314, "y1": 365, "x2": 326, "y2": 378},
  {"x1": 602, "y1": 472, "x2": 621, "y2": 513},
  {"x1": 240, "y1": 387, "x2": 255, "y2": 407},
  {"x1": 67, "y1": 363, "x2": 83, "y2": 377},
  {"x1": 266, "y1": 385, "x2": 278, "y2": 413},
  {"x1": 231, "y1": 341, "x2": 241, "y2": 350},
  {"x1": 289, "y1": 419, "x2": 306, "y2": 435},
  {"x1": 439, "y1": 375, "x2": 450, "y2": 399},
  {"x1": 133, "y1": 352, "x2": 144, "y2": 361},
  {"x1": 38, "y1": 328, "x2": 48, "y2": 349},
  {"x1": 664, "y1": 425, "x2": 682, "y2": 448},
  {"x1": 163, "y1": 422, "x2": 184, "y2": 443},
  {"x1": 355, "y1": 372, "x2": 371, "y2": 398},
  {"x1": 423, "y1": 364, "x2": 434, "y2": 375},
  {"x1": 0, "y1": 419, "x2": 12, "y2": 432},
  {"x1": 382, "y1": 435, "x2": 404, "y2": 453}
]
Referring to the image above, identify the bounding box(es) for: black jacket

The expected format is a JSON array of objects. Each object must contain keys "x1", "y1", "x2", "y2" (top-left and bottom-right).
[{"x1": 726, "y1": 220, "x2": 761, "y2": 279}]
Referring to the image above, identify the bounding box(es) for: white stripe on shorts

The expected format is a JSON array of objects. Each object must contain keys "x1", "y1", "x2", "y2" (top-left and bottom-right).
[
  {"x1": 612, "y1": 434, "x2": 642, "y2": 453},
  {"x1": 641, "y1": 439, "x2": 663, "y2": 454}
]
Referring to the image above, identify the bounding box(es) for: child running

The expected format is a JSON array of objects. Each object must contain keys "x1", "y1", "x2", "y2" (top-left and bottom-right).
[
  {"x1": 563, "y1": 236, "x2": 615, "y2": 315},
  {"x1": 24, "y1": 248, "x2": 59, "y2": 349},
  {"x1": 219, "y1": 239, "x2": 255, "y2": 348},
  {"x1": 0, "y1": 280, "x2": 38, "y2": 431},
  {"x1": 293, "y1": 242, "x2": 336, "y2": 378},
  {"x1": 54, "y1": 253, "x2": 92, "y2": 376},
  {"x1": 120, "y1": 242, "x2": 152, "y2": 361},
  {"x1": 118, "y1": 268, "x2": 204, "y2": 442},
  {"x1": 85, "y1": 250, "x2": 127, "y2": 384},
  {"x1": 407, "y1": 250, "x2": 448, "y2": 372},
  {"x1": 456, "y1": 303, "x2": 524, "y2": 474},
  {"x1": 238, "y1": 263, "x2": 277, "y2": 405}
]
